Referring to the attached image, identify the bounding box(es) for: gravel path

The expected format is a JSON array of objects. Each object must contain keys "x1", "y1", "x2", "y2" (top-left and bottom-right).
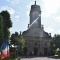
[{"x1": 21, "y1": 57, "x2": 60, "y2": 60}]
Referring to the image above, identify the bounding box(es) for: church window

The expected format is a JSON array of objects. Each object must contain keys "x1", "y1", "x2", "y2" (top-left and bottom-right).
[
  {"x1": 45, "y1": 42, "x2": 47, "y2": 46},
  {"x1": 35, "y1": 42, "x2": 37, "y2": 46}
]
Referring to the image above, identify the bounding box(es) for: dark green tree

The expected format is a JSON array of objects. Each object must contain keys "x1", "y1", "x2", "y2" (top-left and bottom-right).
[
  {"x1": 49, "y1": 34, "x2": 60, "y2": 56},
  {"x1": 0, "y1": 10, "x2": 12, "y2": 39},
  {"x1": 15, "y1": 32, "x2": 19, "y2": 37},
  {"x1": 11, "y1": 32, "x2": 25, "y2": 45},
  {"x1": 10, "y1": 32, "x2": 19, "y2": 44},
  {"x1": 0, "y1": 15, "x2": 4, "y2": 44},
  {"x1": 50, "y1": 34, "x2": 60, "y2": 49},
  {"x1": 10, "y1": 32, "x2": 25, "y2": 56},
  {"x1": 54, "y1": 35, "x2": 60, "y2": 48}
]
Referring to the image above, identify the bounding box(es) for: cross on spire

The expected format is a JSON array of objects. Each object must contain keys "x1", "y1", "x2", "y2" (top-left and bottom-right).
[{"x1": 35, "y1": 0, "x2": 36, "y2": 5}]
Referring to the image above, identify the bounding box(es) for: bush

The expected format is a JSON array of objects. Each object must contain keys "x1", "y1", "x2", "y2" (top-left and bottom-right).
[
  {"x1": 58, "y1": 51, "x2": 60, "y2": 56},
  {"x1": 55, "y1": 49, "x2": 60, "y2": 56}
]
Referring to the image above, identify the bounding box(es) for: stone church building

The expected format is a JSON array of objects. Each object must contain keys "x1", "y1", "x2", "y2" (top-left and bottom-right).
[{"x1": 22, "y1": 1, "x2": 51, "y2": 56}]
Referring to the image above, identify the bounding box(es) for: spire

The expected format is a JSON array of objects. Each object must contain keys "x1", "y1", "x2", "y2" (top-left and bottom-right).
[{"x1": 35, "y1": 0, "x2": 36, "y2": 5}]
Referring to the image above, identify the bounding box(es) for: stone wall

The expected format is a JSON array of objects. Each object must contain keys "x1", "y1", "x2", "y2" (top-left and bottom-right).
[{"x1": 23, "y1": 36, "x2": 50, "y2": 56}]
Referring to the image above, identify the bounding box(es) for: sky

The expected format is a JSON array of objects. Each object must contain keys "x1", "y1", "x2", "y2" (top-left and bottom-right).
[{"x1": 0, "y1": 0, "x2": 60, "y2": 37}]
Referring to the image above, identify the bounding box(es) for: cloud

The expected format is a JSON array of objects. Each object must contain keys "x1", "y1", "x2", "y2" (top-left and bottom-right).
[
  {"x1": 15, "y1": 15, "x2": 20, "y2": 19},
  {"x1": 42, "y1": 0, "x2": 60, "y2": 17},
  {"x1": 26, "y1": 1, "x2": 34, "y2": 16},
  {"x1": 15, "y1": 15, "x2": 20, "y2": 22},
  {"x1": 26, "y1": 0, "x2": 60, "y2": 18},
  {"x1": 57, "y1": 30, "x2": 60, "y2": 34},
  {"x1": 15, "y1": 19, "x2": 20, "y2": 22},
  {"x1": 44, "y1": 27, "x2": 55, "y2": 36},
  {"x1": 45, "y1": 27, "x2": 54, "y2": 33},
  {"x1": 6, "y1": 0, "x2": 20, "y2": 6},
  {"x1": 26, "y1": 11, "x2": 29, "y2": 17},
  {"x1": 0, "y1": 6, "x2": 15, "y2": 15},
  {"x1": 56, "y1": 16, "x2": 60, "y2": 22}
]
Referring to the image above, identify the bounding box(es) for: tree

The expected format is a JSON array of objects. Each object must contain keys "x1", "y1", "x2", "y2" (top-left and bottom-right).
[
  {"x1": 10, "y1": 32, "x2": 19, "y2": 44},
  {"x1": 49, "y1": 34, "x2": 60, "y2": 56},
  {"x1": 51, "y1": 34, "x2": 60, "y2": 49},
  {"x1": 0, "y1": 11, "x2": 12, "y2": 28},
  {"x1": 0, "y1": 15, "x2": 4, "y2": 44},
  {"x1": 10, "y1": 32, "x2": 25, "y2": 56},
  {"x1": 18, "y1": 35, "x2": 25, "y2": 52},
  {"x1": 0, "y1": 10, "x2": 12, "y2": 39}
]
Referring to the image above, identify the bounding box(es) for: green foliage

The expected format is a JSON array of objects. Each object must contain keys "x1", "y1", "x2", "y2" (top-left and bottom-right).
[
  {"x1": 49, "y1": 34, "x2": 60, "y2": 55},
  {"x1": 54, "y1": 49, "x2": 60, "y2": 56},
  {"x1": 54, "y1": 35, "x2": 60, "y2": 48},
  {"x1": 0, "y1": 10, "x2": 12, "y2": 39},
  {"x1": 18, "y1": 35, "x2": 25, "y2": 49},
  {"x1": 17, "y1": 35, "x2": 25, "y2": 55},
  {"x1": 58, "y1": 51, "x2": 60, "y2": 56},
  {"x1": 15, "y1": 32, "x2": 19, "y2": 37},
  {"x1": 0, "y1": 15, "x2": 4, "y2": 43},
  {"x1": 10, "y1": 32, "x2": 25, "y2": 56},
  {"x1": 0, "y1": 10, "x2": 12, "y2": 29},
  {"x1": 11, "y1": 32, "x2": 25, "y2": 45},
  {"x1": 50, "y1": 34, "x2": 60, "y2": 49},
  {"x1": 49, "y1": 39, "x2": 55, "y2": 50},
  {"x1": 4, "y1": 29, "x2": 10, "y2": 39},
  {"x1": 10, "y1": 32, "x2": 19, "y2": 44}
]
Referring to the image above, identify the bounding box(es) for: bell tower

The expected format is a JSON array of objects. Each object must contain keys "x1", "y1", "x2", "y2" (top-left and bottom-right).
[
  {"x1": 22, "y1": 1, "x2": 51, "y2": 56},
  {"x1": 30, "y1": 1, "x2": 41, "y2": 28}
]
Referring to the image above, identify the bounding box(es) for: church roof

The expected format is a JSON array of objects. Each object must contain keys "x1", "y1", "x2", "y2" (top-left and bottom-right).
[{"x1": 23, "y1": 28, "x2": 50, "y2": 38}]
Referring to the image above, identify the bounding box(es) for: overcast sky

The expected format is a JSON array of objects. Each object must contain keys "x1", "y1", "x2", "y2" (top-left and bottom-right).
[{"x1": 0, "y1": 0, "x2": 60, "y2": 36}]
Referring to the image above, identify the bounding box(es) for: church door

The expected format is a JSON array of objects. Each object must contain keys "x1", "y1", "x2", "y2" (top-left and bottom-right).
[
  {"x1": 23, "y1": 47, "x2": 27, "y2": 55},
  {"x1": 44, "y1": 48, "x2": 48, "y2": 56},
  {"x1": 34, "y1": 47, "x2": 38, "y2": 55}
]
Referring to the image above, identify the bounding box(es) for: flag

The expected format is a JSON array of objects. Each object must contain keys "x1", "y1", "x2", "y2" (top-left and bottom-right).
[{"x1": 1, "y1": 39, "x2": 10, "y2": 59}]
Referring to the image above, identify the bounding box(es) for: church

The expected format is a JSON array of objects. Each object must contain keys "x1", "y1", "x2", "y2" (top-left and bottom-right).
[{"x1": 22, "y1": 1, "x2": 51, "y2": 56}]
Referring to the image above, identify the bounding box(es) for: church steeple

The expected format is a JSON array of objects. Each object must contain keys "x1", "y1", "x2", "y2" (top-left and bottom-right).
[
  {"x1": 35, "y1": 0, "x2": 36, "y2": 5},
  {"x1": 30, "y1": 1, "x2": 41, "y2": 28}
]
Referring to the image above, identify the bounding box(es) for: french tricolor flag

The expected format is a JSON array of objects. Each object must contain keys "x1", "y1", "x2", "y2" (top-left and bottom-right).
[{"x1": 1, "y1": 39, "x2": 10, "y2": 59}]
